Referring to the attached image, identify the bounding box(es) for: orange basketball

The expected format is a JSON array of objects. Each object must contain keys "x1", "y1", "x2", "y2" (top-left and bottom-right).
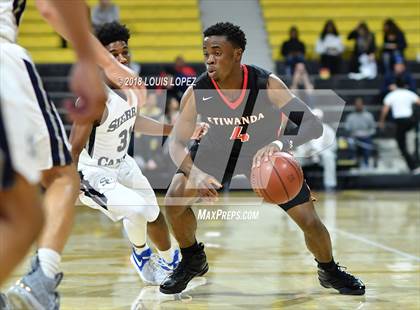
[{"x1": 250, "y1": 152, "x2": 304, "y2": 204}]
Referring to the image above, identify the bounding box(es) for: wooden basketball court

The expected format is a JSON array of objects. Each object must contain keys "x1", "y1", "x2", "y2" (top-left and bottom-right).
[{"x1": 5, "y1": 190, "x2": 420, "y2": 309}]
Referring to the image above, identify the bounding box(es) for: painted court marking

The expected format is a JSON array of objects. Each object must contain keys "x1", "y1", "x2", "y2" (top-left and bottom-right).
[{"x1": 334, "y1": 228, "x2": 420, "y2": 262}]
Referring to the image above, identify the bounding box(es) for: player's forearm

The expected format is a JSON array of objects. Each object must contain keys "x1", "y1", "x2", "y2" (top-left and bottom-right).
[
  {"x1": 71, "y1": 149, "x2": 81, "y2": 168},
  {"x1": 169, "y1": 138, "x2": 194, "y2": 175},
  {"x1": 37, "y1": 1, "x2": 114, "y2": 67},
  {"x1": 134, "y1": 116, "x2": 173, "y2": 136},
  {"x1": 100, "y1": 56, "x2": 146, "y2": 96},
  {"x1": 36, "y1": 1, "x2": 142, "y2": 92},
  {"x1": 69, "y1": 123, "x2": 93, "y2": 166},
  {"x1": 69, "y1": 133, "x2": 83, "y2": 167},
  {"x1": 40, "y1": 0, "x2": 95, "y2": 61}
]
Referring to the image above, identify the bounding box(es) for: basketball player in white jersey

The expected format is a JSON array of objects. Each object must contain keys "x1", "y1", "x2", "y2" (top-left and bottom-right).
[
  {"x1": 8, "y1": 0, "x2": 196, "y2": 298},
  {"x1": 70, "y1": 22, "x2": 207, "y2": 285},
  {"x1": 1, "y1": 1, "x2": 150, "y2": 309}
]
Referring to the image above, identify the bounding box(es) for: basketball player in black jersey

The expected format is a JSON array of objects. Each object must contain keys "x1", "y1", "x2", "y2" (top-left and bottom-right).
[{"x1": 160, "y1": 22, "x2": 365, "y2": 295}]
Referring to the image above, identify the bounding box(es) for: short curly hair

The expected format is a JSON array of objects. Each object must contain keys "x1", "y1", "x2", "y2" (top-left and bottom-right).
[
  {"x1": 203, "y1": 22, "x2": 246, "y2": 51},
  {"x1": 95, "y1": 22, "x2": 130, "y2": 46}
]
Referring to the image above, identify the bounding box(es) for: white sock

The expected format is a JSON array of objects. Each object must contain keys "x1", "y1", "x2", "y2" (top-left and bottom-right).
[
  {"x1": 133, "y1": 243, "x2": 149, "y2": 255},
  {"x1": 123, "y1": 217, "x2": 147, "y2": 249},
  {"x1": 158, "y1": 248, "x2": 175, "y2": 263},
  {"x1": 38, "y1": 248, "x2": 61, "y2": 279}
]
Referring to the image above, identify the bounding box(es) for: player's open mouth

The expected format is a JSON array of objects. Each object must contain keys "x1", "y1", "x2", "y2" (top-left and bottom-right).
[{"x1": 207, "y1": 68, "x2": 216, "y2": 77}]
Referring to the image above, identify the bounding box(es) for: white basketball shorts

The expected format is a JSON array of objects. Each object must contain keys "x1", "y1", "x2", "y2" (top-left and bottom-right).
[
  {"x1": 0, "y1": 42, "x2": 71, "y2": 188},
  {"x1": 78, "y1": 152, "x2": 160, "y2": 223}
]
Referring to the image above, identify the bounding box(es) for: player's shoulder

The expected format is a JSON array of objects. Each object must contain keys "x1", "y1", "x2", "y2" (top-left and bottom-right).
[
  {"x1": 193, "y1": 71, "x2": 211, "y2": 89},
  {"x1": 180, "y1": 85, "x2": 195, "y2": 105},
  {"x1": 245, "y1": 64, "x2": 274, "y2": 91},
  {"x1": 246, "y1": 64, "x2": 272, "y2": 78}
]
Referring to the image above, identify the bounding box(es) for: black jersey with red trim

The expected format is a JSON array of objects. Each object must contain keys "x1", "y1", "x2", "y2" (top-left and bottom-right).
[{"x1": 192, "y1": 64, "x2": 281, "y2": 158}]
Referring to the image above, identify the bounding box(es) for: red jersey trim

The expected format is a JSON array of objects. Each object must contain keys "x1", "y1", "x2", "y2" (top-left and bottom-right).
[{"x1": 210, "y1": 64, "x2": 248, "y2": 110}]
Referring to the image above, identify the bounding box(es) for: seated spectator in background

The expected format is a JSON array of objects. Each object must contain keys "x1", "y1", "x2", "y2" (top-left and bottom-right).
[
  {"x1": 173, "y1": 56, "x2": 197, "y2": 100},
  {"x1": 382, "y1": 62, "x2": 416, "y2": 95},
  {"x1": 382, "y1": 19, "x2": 407, "y2": 75},
  {"x1": 290, "y1": 63, "x2": 314, "y2": 107},
  {"x1": 142, "y1": 93, "x2": 164, "y2": 120},
  {"x1": 345, "y1": 98, "x2": 376, "y2": 168},
  {"x1": 134, "y1": 93, "x2": 166, "y2": 172},
  {"x1": 347, "y1": 22, "x2": 377, "y2": 79},
  {"x1": 379, "y1": 78, "x2": 420, "y2": 172},
  {"x1": 92, "y1": 0, "x2": 119, "y2": 30},
  {"x1": 156, "y1": 65, "x2": 178, "y2": 102},
  {"x1": 281, "y1": 26, "x2": 306, "y2": 76},
  {"x1": 164, "y1": 96, "x2": 180, "y2": 125},
  {"x1": 315, "y1": 20, "x2": 344, "y2": 76},
  {"x1": 291, "y1": 63, "x2": 314, "y2": 90},
  {"x1": 294, "y1": 109, "x2": 337, "y2": 191},
  {"x1": 174, "y1": 56, "x2": 196, "y2": 77}
]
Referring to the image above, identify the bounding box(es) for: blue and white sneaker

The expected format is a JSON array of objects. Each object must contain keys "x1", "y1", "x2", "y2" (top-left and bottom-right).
[
  {"x1": 131, "y1": 247, "x2": 173, "y2": 285},
  {"x1": 130, "y1": 247, "x2": 154, "y2": 285},
  {"x1": 157, "y1": 249, "x2": 181, "y2": 272}
]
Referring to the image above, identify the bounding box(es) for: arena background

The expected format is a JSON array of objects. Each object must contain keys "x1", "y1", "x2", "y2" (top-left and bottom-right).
[
  {"x1": 20, "y1": 0, "x2": 420, "y2": 190},
  {"x1": 5, "y1": 0, "x2": 420, "y2": 309}
]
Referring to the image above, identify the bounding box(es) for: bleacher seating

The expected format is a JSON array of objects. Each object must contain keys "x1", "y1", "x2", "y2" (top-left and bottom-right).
[
  {"x1": 260, "y1": 0, "x2": 420, "y2": 61},
  {"x1": 16, "y1": 0, "x2": 419, "y2": 185},
  {"x1": 18, "y1": 0, "x2": 203, "y2": 63}
]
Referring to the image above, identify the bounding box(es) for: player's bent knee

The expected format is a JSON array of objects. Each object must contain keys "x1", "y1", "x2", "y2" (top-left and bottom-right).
[
  {"x1": 124, "y1": 191, "x2": 160, "y2": 223},
  {"x1": 144, "y1": 202, "x2": 160, "y2": 222},
  {"x1": 301, "y1": 216, "x2": 324, "y2": 234}
]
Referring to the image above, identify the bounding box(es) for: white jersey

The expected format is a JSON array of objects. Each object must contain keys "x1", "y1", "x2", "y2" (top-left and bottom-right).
[
  {"x1": 0, "y1": 0, "x2": 26, "y2": 43},
  {"x1": 77, "y1": 88, "x2": 159, "y2": 224},
  {"x1": 81, "y1": 87, "x2": 138, "y2": 167}
]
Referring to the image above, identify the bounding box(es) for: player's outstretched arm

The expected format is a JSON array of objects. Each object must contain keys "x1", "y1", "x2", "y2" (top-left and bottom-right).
[
  {"x1": 36, "y1": 0, "x2": 146, "y2": 106},
  {"x1": 134, "y1": 115, "x2": 174, "y2": 136},
  {"x1": 169, "y1": 87, "x2": 222, "y2": 198},
  {"x1": 38, "y1": 0, "x2": 94, "y2": 61},
  {"x1": 168, "y1": 86, "x2": 197, "y2": 174},
  {"x1": 134, "y1": 115, "x2": 208, "y2": 137},
  {"x1": 267, "y1": 74, "x2": 323, "y2": 151},
  {"x1": 36, "y1": 0, "x2": 106, "y2": 123},
  {"x1": 69, "y1": 122, "x2": 94, "y2": 167}
]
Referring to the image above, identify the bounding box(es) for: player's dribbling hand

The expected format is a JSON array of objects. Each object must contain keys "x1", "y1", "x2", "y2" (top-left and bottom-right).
[
  {"x1": 189, "y1": 170, "x2": 222, "y2": 203},
  {"x1": 252, "y1": 142, "x2": 282, "y2": 168},
  {"x1": 66, "y1": 60, "x2": 106, "y2": 123}
]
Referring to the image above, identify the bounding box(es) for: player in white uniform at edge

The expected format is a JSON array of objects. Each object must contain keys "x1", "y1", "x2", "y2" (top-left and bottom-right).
[
  {"x1": 0, "y1": 0, "x2": 108, "y2": 308},
  {"x1": 71, "y1": 21, "x2": 206, "y2": 285},
  {"x1": 70, "y1": 22, "x2": 206, "y2": 285},
  {"x1": 2, "y1": 1, "x2": 151, "y2": 309}
]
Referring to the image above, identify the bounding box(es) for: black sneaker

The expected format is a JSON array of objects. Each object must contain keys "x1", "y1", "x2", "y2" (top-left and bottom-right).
[
  {"x1": 318, "y1": 263, "x2": 365, "y2": 295},
  {"x1": 159, "y1": 243, "x2": 208, "y2": 294}
]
